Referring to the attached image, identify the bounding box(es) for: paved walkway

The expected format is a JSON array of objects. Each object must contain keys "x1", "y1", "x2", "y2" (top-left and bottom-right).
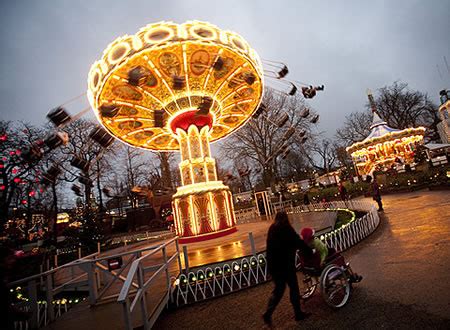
[{"x1": 154, "y1": 190, "x2": 450, "y2": 329}]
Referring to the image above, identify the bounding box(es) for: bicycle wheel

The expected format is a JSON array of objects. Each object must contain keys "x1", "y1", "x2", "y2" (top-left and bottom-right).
[{"x1": 320, "y1": 264, "x2": 351, "y2": 308}]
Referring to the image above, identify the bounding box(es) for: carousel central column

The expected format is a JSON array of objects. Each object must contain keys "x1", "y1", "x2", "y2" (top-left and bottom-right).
[{"x1": 172, "y1": 122, "x2": 237, "y2": 243}]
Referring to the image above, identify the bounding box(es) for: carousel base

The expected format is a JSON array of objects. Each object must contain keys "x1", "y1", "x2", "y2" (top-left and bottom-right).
[{"x1": 179, "y1": 226, "x2": 237, "y2": 244}]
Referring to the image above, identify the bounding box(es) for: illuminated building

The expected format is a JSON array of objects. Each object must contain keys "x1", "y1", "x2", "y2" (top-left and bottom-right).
[
  {"x1": 437, "y1": 89, "x2": 450, "y2": 143},
  {"x1": 346, "y1": 91, "x2": 425, "y2": 176},
  {"x1": 87, "y1": 21, "x2": 264, "y2": 243}
]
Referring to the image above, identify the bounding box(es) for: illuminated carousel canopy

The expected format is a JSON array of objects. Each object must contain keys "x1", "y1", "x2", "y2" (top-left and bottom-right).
[
  {"x1": 346, "y1": 112, "x2": 426, "y2": 154},
  {"x1": 87, "y1": 21, "x2": 264, "y2": 151},
  {"x1": 346, "y1": 111, "x2": 425, "y2": 175}
]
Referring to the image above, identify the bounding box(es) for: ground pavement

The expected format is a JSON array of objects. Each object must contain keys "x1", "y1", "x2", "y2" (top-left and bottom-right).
[{"x1": 154, "y1": 190, "x2": 450, "y2": 329}]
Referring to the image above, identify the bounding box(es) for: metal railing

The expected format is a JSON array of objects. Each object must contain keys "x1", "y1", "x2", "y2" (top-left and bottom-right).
[
  {"x1": 7, "y1": 239, "x2": 177, "y2": 329},
  {"x1": 117, "y1": 237, "x2": 182, "y2": 330},
  {"x1": 110, "y1": 230, "x2": 174, "y2": 246},
  {"x1": 8, "y1": 251, "x2": 99, "y2": 329}
]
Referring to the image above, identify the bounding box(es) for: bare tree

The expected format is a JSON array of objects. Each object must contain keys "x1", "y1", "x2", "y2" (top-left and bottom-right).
[
  {"x1": 0, "y1": 121, "x2": 47, "y2": 231},
  {"x1": 304, "y1": 139, "x2": 338, "y2": 173},
  {"x1": 153, "y1": 152, "x2": 175, "y2": 189},
  {"x1": 336, "y1": 111, "x2": 372, "y2": 146},
  {"x1": 220, "y1": 89, "x2": 317, "y2": 188},
  {"x1": 278, "y1": 150, "x2": 311, "y2": 181},
  {"x1": 375, "y1": 82, "x2": 440, "y2": 141},
  {"x1": 59, "y1": 119, "x2": 113, "y2": 210}
]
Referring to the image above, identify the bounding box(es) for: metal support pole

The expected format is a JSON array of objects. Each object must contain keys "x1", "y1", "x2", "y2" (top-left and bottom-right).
[
  {"x1": 248, "y1": 232, "x2": 256, "y2": 256},
  {"x1": 86, "y1": 262, "x2": 98, "y2": 305},
  {"x1": 46, "y1": 275, "x2": 55, "y2": 322},
  {"x1": 27, "y1": 280, "x2": 38, "y2": 328},
  {"x1": 175, "y1": 238, "x2": 182, "y2": 274},
  {"x1": 39, "y1": 265, "x2": 44, "y2": 286},
  {"x1": 137, "y1": 266, "x2": 150, "y2": 329},
  {"x1": 122, "y1": 299, "x2": 133, "y2": 330},
  {"x1": 97, "y1": 242, "x2": 101, "y2": 254},
  {"x1": 162, "y1": 247, "x2": 170, "y2": 291},
  {"x1": 78, "y1": 247, "x2": 82, "y2": 259},
  {"x1": 182, "y1": 245, "x2": 189, "y2": 273}
]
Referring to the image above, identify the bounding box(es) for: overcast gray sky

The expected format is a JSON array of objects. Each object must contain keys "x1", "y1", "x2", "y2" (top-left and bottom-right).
[{"x1": 1, "y1": 0, "x2": 449, "y2": 139}]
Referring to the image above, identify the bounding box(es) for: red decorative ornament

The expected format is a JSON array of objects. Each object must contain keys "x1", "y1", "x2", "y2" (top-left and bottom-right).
[
  {"x1": 28, "y1": 191, "x2": 36, "y2": 197},
  {"x1": 170, "y1": 110, "x2": 213, "y2": 134},
  {"x1": 15, "y1": 149, "x2": 21, "y2": 155},
  {"x1": 0, "y1": 185, "x2": 5, "y2": 190},
  {"x1": 21, "y1": 200, "x2": 27, "y2": 205},
  {"x1": 0, "y1": 134, "x2": 7, "y2": 141},
  {"x1": 9, "y1": 151, "x2": 16, "y2": 156},
  {"x1": 13, "y1": 177, "x2": 21, "y2": 184},
  {"x1": 12, "y1": 168, "x2": 18, "y2": 174}
]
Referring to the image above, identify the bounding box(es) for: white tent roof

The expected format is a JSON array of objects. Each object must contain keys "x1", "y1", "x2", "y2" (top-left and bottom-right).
[{"x1": 424, "y1": 143, "x2": 450, "y2": 150}]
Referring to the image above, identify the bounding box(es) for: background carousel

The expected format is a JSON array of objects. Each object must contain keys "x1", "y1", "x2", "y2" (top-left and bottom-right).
[{"x1": 346, "y1": 90, "x2": 425, "y2": 176}]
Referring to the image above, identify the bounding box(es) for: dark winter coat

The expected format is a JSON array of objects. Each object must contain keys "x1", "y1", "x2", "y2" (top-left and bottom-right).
[{"x1": 266, "y1": 223, "x2": 311, "y2": 278}]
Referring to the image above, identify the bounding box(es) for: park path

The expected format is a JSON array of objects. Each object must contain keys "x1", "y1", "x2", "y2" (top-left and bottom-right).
[{"x1": 154, "y1": 190, "x2": 450, "y2": 329}]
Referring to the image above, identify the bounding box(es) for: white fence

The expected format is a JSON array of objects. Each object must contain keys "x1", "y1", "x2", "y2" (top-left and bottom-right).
[
  {"x1": 172, "y1": 254, "x2": 268, "y2": 307},
  {"x1": 234, "y1": 207, "x2": 260, "y2": 224}
]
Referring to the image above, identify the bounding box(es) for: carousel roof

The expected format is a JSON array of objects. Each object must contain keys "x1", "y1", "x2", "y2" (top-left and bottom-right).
[
  {"x1": 346, "y1": 111, "x2": 426, "y2": 154},
  {"x1": 87, "y1": 21, "x2": 264, "y2": 151},
  {"x1": 364, "y1": 112, "x2": 401, "y2": 139}
]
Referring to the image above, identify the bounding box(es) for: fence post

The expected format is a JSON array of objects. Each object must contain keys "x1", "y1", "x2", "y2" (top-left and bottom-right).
[
  {"x1": 46, "y1": 274, "x2": 55, "y2": 322},
  {"x1": 182, "y1": 245, "x2": 189, "y2": 273},
  {"x1": 248, "y1": 232, "x2": 256, "y2": 256},
  {"x1": 162, "y1": 247, "x2": 170, "y2": 291},
  {"x1": 175, "y1": 238, "x2": 182, "y2": 274},
  {"x1": 78, "y1": 247, "x2": 82, "y2": 259},
  {"x1": 54, "y1": 254, "x2": 58, "y2": 268},
  {"x1": 27, "y1": 280, "x2": 38, "y2": 328},
  {"x1": 39, "y1": 265, "x2": 44, "y2": 286},
  {"x1": 97, "y1": 242, "x2": 101, "y2": 254}
]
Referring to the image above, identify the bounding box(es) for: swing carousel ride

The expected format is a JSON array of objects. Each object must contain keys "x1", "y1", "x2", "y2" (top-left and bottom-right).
[{"x1": 87, "y1": 21, "x2": 319, "y2": 243}]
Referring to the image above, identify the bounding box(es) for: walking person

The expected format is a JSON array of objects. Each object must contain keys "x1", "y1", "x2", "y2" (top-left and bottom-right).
[
  {"x1": 303, "y1": 193, "x2": 310, "y2": 205},
  {"x1": 263, "y1": 211, "x2": 312, "y2": 326},
  {"x1": 338, "y1": 181, "x2": 348, "y2": 206},
  {"x1": 367, "y1": 175, "x2": 383, "y2": 211},
  {"x1": 338, "y1": 181, "x2": 347, "y2": 201}
]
